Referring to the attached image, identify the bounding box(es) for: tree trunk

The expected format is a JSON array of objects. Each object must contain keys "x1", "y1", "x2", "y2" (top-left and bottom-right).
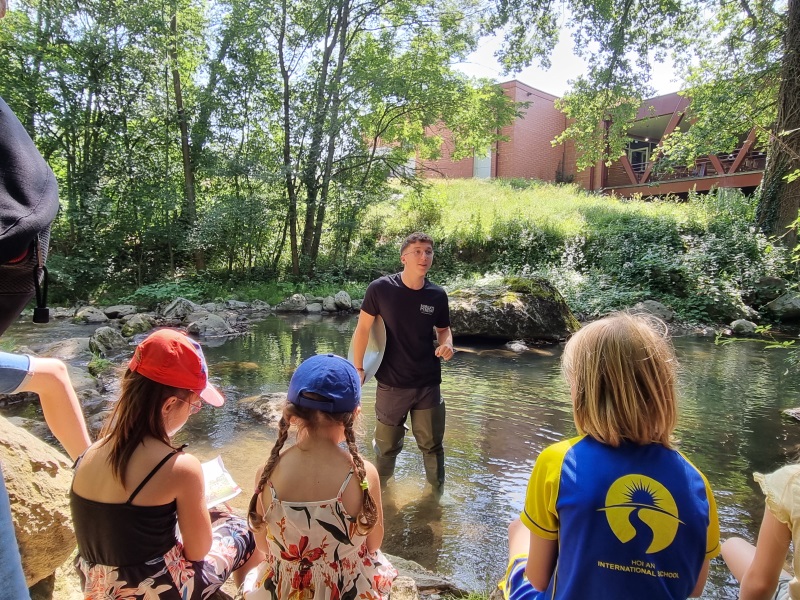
[
  {"x1": 756, "y1": 0, "x2": 800, "y2": 246},
  {"x1": 170, "y1": 12, "x2": 205, "y2": 270}
]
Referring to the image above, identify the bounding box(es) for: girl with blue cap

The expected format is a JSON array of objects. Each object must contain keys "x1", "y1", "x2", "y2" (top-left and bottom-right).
[{"x1": 241, "y1": 354, "x2": 397, "y2": 600}]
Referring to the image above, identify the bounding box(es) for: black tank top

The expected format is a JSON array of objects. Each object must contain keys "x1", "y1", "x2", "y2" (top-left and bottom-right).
[{"x1": 70, "y1": 445, "x2": 186, "y2": 566}]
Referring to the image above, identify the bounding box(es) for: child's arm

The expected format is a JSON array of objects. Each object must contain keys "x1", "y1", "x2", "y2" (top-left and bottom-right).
[
  {"x1": 524, "y1": 531, "x2": 558, "y2": 591},
  {"x1": 175, "y1": 453, "x2": 213, "y2": 561},
  {"x1": 738, "y1": 509, "x2": 792, "y2": 600},
  {"x1": 19, "y1": 356, "x2": 91, "y2": 460},
  {"x1": 364, "y1": 460, "x2": 384, "y2": 553},
  {"x1": 689, "y1": 558, "x2": 711, "y2": 597}
]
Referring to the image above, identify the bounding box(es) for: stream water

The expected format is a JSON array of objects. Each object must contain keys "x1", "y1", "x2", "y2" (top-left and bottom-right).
[{"x1": 6, "y1": 313, "x2": 800, "y2": 599}]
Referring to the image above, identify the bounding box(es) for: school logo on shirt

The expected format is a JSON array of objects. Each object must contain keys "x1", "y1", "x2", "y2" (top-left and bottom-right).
[
  {"x1": 419, "y1": 304, "x2": 434, "y2": 315},
  {"x1": 598, "y1": 474, "x2": 681, "y2": 553}
]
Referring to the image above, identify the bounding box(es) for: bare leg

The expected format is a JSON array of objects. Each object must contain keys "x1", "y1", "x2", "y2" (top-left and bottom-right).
[
  {"x1": 233, "y1": 548, "x2": 265, "y2": 587},
  {"x1": 722, "y1": 536, "x2": 792, "y2": 583}
]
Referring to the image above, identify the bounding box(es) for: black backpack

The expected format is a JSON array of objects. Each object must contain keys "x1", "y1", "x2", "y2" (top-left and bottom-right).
[{"x1": 0, "y1": 96, "x2": 58, "y2": 335}]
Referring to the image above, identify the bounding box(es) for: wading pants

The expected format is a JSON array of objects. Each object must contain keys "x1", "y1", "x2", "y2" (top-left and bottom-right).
[{"x1": 373, "y1": 383, "x2": 446, "y2": 488}]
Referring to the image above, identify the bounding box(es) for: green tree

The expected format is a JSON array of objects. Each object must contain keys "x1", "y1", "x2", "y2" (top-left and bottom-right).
[{"x1": 213, "y1": 0, "x2": 518, "y2": 277}]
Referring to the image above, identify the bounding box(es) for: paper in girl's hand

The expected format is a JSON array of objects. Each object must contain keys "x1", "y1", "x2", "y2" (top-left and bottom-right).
[{"x1": 202, "y1": 455, "x2": 242, "y2": 508}]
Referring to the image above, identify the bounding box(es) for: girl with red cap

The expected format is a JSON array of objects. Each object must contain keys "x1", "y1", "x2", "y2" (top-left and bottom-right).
[{"x1": 70, "y1": 328, "x2": 262, "y2": 599}]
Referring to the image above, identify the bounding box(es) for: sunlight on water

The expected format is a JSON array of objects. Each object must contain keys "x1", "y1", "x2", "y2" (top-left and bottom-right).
[{"x1": 8, "y1": 314, "x2": 800, "y2": 598}]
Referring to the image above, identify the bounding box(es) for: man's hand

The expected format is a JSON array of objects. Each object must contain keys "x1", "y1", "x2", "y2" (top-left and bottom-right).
[
  {"x1": 434, "y1": 343, "x2": 455, "y2": 361},
  {"x1": 356, "y1": 367, "x2": 366, "y2": 385}
]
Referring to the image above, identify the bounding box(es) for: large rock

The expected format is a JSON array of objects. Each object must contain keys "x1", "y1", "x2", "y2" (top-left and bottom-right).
[
  {"x1": 89, "y1": 326, "x2": 129, "y2": 357},
  {"x1": 121, "y1": 313, "x2": 154, "y2": 337},
  {"x1": 322, "y1": 296, "x2": 337, "y2": 312},
  {"x1": 0, "y1": 416, "x2": 75, "y2": 587},
  {"x1": 448, "y1": 277, "x2": 579, "y2": 343},
  {"x1": 334, "y1": 291, "x2": 352, "y2": 310},
  {"x1": 162, "y1": 297, "x2": 204, "y2": 321},
  {"x1": 384, "y1": 554, "x2": 466, "y2": 596},
  {"x1": 745, "y1": 276, "x2": 788, "y2": 308},
  {"x1": 186, "y1": 314, "x2": 235, "y2": 336},
  {"x1": 73, "y1": 306, "x2": 108, "y2": 324},
  {"x1": 239, "y1": 393, "x2": 287, "y2": 425},
  {"x1": 276, "y1": 294, "x2": 307, "y2": 312},
  {"x1": 103, "y1": 305, "x2": 137, "y2": 319},
  {"x1": 765, "y1": 292, "x2": 800, "y2": 322},
  {"x1": 632, "y1": 300, "x2": 675, "y2": 323}
]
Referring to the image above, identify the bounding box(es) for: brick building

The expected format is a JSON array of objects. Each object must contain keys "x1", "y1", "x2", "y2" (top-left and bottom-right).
[{"x1": 420, "y1": 81, "x2": 764, "y2": 198}]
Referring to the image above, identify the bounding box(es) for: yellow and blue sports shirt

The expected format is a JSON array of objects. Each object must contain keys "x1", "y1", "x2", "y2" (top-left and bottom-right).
[{"x1": 518, "y1": 435, "x2": 720, "y2": 600}]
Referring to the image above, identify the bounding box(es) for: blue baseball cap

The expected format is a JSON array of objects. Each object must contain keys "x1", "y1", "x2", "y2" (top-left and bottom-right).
[{"x1": 287, "y1": 354, "x2": 361, "y2": 413}]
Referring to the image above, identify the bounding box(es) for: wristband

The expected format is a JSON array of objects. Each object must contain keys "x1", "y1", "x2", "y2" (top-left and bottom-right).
[{"x1": 355, "y1": 367, "x2": 365, "y2": 372}]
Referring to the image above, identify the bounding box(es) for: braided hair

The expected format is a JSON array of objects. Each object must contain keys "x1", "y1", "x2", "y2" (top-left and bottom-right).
[{"x1": 247, "y1": 403, "x2": 378, "y2": 534}]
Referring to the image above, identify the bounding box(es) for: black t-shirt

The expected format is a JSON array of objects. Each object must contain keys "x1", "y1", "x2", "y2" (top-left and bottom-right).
[{"x1": 361, "y1": 273, "x2": 450, "y2": 388}]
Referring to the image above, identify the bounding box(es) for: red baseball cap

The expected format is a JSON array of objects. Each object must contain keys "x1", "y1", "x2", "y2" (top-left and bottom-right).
[{"x1": 129, "y1": 328, "x2": 224, "y2": 407}]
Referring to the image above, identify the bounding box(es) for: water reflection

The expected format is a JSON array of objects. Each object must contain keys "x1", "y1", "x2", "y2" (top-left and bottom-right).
[{"x1": 6, "y1": 314, "x2": 800, "y2": 599}]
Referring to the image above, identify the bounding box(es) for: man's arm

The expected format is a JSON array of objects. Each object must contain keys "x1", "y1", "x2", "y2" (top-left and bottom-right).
[
  {"x1": 20, "y1": 357, "x2": 91, "y2": 460},
  {"x1": 434, "y1": 326, "x2": 454, "y2": 361},
  {"x1": 352, "y1": 310, "x2": 376, "y2": 384}
]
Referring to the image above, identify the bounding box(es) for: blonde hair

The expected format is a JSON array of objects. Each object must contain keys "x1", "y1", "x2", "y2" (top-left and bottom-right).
[
  {"x1": 247, "y1": 403, "x2": 378, "y2": 535},
  {"x1": 561, "y1": 312, "x2": 677, "y2": 448}
]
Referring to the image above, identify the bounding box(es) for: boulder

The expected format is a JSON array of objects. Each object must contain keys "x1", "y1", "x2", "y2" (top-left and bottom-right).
[
  {"x1": 50, "y1": 307, "x2": 75, "y2": 319},
  {"x1": 447, "y1": 277, "x2": 579, "y2": 343},
  {"x1": 187, "y1": 311, "x2": 212, "y2": 323},
  {"x1": 334, "y1": 291, "x2": 352, "y2": 310},
  {"x1": 37, "y1": 337, "x2": 91, "y2": 360},
  {"x1": 89, "y1": 326, "x2": 129, "y2": 357},
  {"x1": 0, "y1": 416, "x2": 75, "y2": 587},
  {"x1": 351, "y1": 299, "x2": 363, "y2": 311},
  {"x1": 731, "y1": 319, "x2": 757, "y2": 335},
  {"x1": 307, "y1": 303, "x2": 323, "y2": 313},
  {"x1": 251, "y1": 300, "x2": 271, "y2": 312},
  {"x1": 120, "y1": 313, "x2": 154, "y2": 337},
  {"x1": 384, "y1": 554, "x2": 466, "y2": 596},
  {"x1": 161, "y1": 297, "x2": 203, "y2": 321},
  {"x1": 746, "y1": 276, "x2": 788, "y2": 308},
  {"x1": 765, "y1": 292, "x2": 800, "y2": 322},
  {"x1": 631, "y1": 300, "x2": 675, "y2": 323},
  {"x1": 224, "y1": 300, "x2": 249, "y2": 309},
  {"x1": 186, "y1": 314, "x2": 235, "y2": 336},
  {"x1": 276, "y1": 294, "x2": 307, "y2": 312},
  {"x1": 73, "y1": 306, "x2": 108, "y2": 324},
  {"x1": 102, "y1": 305, "x2": 137, "y2": 319},
  {"x1": 322, "y1": 296, "x2": 337, "y2": 312},
  {"x1": 239, "y1": 393, "x2": 287, "y2": 425}
]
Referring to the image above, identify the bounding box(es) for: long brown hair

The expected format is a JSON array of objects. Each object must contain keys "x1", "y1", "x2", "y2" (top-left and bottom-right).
[
  {"x1": 562, "y1": 312, "x2": 678, "y2": 448},
  {"x1": 248, "y1": 403, "x2": 378, "y2": 535},
  {"x1": 99, "y1": 369, "x2": 191, "y2": 486}
]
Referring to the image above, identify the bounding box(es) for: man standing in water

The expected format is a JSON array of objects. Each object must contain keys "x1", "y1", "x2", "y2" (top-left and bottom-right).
[{"x1": 352, "y1": 232, "x2": 454, "y2": 491}]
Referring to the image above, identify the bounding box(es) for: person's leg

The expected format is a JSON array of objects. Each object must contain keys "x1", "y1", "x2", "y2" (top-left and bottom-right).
[
  {"x1": 721, "y1": 537, "x2": 756, "y2": 582},
  {"x1": 409, "y1": 396, "x2": 445, "y2": 489},
  {"x1": 373, "y1": 421, "x2": 406, "y2": 481},
  {"x1": 499, "y1": 519, "x2": 536, "y2": 600},
  {"x1": 373, "y1": 384, "x2": 415, "y2": 482}
]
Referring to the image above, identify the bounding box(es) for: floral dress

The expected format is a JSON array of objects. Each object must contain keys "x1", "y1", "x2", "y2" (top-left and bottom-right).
[{"x1": 238, "y1": 470, "x2": 397, "y2": 600}]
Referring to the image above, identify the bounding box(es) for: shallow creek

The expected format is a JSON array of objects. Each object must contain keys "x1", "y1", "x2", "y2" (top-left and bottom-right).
[{"x1": 7, "y1": 313, "x2": 800, "y2": 599}]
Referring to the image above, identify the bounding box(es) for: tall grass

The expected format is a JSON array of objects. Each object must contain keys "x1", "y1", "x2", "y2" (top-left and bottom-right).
[{"x1": 353, "y1": 179, "x2": 793, "y2": 324}]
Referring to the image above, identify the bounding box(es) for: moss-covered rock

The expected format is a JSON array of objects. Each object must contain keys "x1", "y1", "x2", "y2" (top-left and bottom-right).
[{"x1": 449, "y1": 276, "x2": 579, "y2": 343}]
